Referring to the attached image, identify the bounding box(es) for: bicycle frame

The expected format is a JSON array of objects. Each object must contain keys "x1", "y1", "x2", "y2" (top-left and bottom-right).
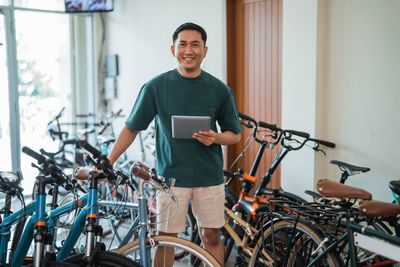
[
  {"x1": 0, "y1": 201, "x2": 36, "y2": 266},
  {"x1": 223, "y1": 207, "x2": 258, "y2": 257},
  {"x1": 306, "y1": 221, "x2": 400, "y2": 267}
]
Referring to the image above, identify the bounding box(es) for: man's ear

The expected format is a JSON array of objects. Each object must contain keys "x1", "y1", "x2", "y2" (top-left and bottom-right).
[
  {"x1": 171, "y1": 45, "x2": 176, "y2": 57},
  {"x1": 204, "y1": 46, "x2": 208, "y2": 57}
]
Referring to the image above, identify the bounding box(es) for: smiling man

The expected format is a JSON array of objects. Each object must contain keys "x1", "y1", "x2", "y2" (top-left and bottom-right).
[{"x1": 108, "y1": 22, "x2": 242, "y2": 266}]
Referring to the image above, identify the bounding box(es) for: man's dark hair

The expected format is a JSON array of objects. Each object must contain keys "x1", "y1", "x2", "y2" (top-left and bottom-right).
[{"x1": 172, "y1": 22, "x2": 207, "y2": 45}]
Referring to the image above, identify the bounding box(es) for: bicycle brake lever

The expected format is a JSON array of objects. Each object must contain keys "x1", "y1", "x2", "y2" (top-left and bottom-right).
[
  {"x1": 313, "y1": 147, "x2": 326, "y2": 156},
  {"x1": 31, "y1": 163, "x2": 43, "y2": 172}
]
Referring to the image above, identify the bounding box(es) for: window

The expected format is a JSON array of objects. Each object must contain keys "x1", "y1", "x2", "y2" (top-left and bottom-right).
[
  {"x1": 15, "y1": 11, "x2": 73, "y2": 189},
  {"x1": 13, "y1": 0, "x2": 64, "y2": 11},
  {"x1": 0, "y1": 13, "x2": 11, "y2": 170}
]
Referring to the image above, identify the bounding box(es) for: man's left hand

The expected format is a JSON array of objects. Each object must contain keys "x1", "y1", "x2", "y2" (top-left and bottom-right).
[{"x1": 193, "y1": 130, "x2": 218, "y2": 146}]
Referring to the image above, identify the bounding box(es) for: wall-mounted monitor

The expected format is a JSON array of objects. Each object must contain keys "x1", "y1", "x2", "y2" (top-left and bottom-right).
[{"x1": 65, "y1": 0, "x2": 113, "y2": 13}]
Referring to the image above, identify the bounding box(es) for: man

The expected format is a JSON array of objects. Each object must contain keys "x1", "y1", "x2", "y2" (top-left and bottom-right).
[{"x1": 108, "y1": 22, "x2": 242, "y2": 266}]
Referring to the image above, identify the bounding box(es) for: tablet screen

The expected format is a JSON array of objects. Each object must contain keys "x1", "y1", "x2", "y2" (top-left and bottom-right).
[{"x1": 172, "y1": 115, "x2": 211, "y2": 139}]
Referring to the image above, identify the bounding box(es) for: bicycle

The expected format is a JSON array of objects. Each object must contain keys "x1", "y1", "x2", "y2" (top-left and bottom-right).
[
  {"x1": 249, "y1": 178, "x2": 400, "y2": 266},
  {"x1": 111, "y1": 165, "x2": 221, "y2": 267},
  {"x1": 12, "y1": 145, "x2": 141, "y2": 267},
  {"x1": 219, "y1": 113, "x2": 335, "y2": 264},
  {"x1": 0, "y1": 155, "x2": 82, "y2": 266}
]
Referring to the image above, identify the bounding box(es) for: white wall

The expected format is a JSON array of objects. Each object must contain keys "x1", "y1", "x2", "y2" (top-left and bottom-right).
[
  {"x1": 100, "y1": 0, "x2": 226, "y2": 163},
  {"x1": 283, "y1": 0, "x2": 400, "y2": 202},
  {"x1": 314, "y1": 0, "x2": 400, "y2": 202},
  {"x1": 281, "y1": 0, "x2": 318, "y2": 199}
]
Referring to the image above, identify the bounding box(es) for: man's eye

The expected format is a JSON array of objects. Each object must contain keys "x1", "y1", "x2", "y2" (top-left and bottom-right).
[
  {"x1": 179, "y1": 43, "x2": 186, "y2": 47},
  {"x1": 192, "y1": 43, "x2": 200, "y2": 47}
]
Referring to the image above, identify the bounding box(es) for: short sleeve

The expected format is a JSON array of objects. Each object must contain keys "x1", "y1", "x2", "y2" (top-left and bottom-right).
[
  {"x1": 125, "y1": 84, "x2": 157, "y2": 131},
  {"x1": 217, "y1": 89, "x2": 243, "y2": 134}
]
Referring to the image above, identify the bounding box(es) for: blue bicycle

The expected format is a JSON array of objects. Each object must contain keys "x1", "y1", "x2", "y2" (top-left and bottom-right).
[{"x1": 0, "y1": 145, "x2": 140, "y2": 267}]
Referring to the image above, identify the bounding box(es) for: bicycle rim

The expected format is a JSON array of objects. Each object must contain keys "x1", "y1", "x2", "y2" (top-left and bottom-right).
[
  {"x1": 116, "y1": 235, "x2": 221, "y2": 266},
  {"x1": 249, "y1": 218, "x2": 342, "y2": 267}
]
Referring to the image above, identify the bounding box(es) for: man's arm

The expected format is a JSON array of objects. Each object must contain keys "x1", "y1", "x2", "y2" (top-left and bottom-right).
[
  {"x1": 108, "y1": 126, "x2": 138, "y2": 165},
  {"x1": 193, "y1": 130, "x2": 241, "y2": 146}
]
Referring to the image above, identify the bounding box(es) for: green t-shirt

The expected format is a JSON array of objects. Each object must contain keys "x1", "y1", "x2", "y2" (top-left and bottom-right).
[{"x1": 125, "y1": 69, "x2": 242, "y2": 187}]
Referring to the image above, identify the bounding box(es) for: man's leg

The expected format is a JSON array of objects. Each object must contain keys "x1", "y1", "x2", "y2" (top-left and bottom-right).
[
  {"x1": 153, "y1": 232, "x2": 178, "y2": 267},
  {"x1": 199, "y1": 227, "x2": 224, "y2": 266},
  {"x1": 192, "y1": 184, "x2": 225, "y2": 266},
  {"x1": 154, "y1": 187, "x2": 190, "y2": 267}
]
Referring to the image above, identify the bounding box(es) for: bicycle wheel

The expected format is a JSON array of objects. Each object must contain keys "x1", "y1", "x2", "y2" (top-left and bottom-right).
[
  {"x1": 64, "y1": 250, "x2": 141, "y2": 267},
  {"x1": 53, "y1": 194, "x2": 87, "y2": 253},
  {"x1": 220, "y1": 186, "x2": 240, "y2": 262},
  {"x1": 116, "y1": 235, "x2": 221, "y2": 266},
  {"x1": 249, "y1": 217, "x2": 342, "y2": 267},
  {"x1": 225, "y1": 186, "x2": 238, "y2": 208}
]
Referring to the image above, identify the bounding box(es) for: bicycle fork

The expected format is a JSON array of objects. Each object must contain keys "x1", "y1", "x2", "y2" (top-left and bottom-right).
[
  {"x1": 34, "y1": 176, "x2": 54, "y2": 267},
  {"x1": 138, "y1": 178, "x2": 151, "y2": 267}
]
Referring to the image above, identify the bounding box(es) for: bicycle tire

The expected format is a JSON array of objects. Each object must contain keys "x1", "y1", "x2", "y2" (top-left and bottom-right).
[
  {"x1": 23, "y1": 261, "x2": 79, "y2": 267},
  {"x1": 11, "y1": 217, "x2": 27, "y2": 254},
  {"x1": 249, "y1": 217, "x2": 342, "y2": 267},
  {"x1": 225, "y1": 186, "x2": 239, "y2": 208},
  {"x1": 116, "y1": 235, "x2": 221, "y2": 266},
  {"x1": 219, "y1": 186, "x2": 241, "y2": 262},
  {"x1": 64, "y1": 250, "x2": 141, "y2": 267}
]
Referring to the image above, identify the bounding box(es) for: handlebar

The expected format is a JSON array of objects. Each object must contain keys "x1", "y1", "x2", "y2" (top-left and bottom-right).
[
  {"x1": 285, "y1": 130, "x2": 310, "y2": 139},
  {"x1": 47, "y1": 107, "x2": 65, "y2": 126},
  {"x1": 308, "y1": 137, "x2": 335, "y2": 148},
  {"x1": 22, "y1": 146, "x2": 76, "y2": 191},
  {"x1": 238, "y1": 112, "x2": 334, "y2": 154},
  {"x1": 78, "y1": 140, "x2": 102, "y2": 159},
  {"x1": 257, "y1": 120, "x2": 279, "y2": 131},
  {"x1": 238, "y1": 112, "x2": 257, "y2": 126},
  {"x1": 22, "y1": 146, "x2": 46, "y2": 164},
  {"x1": 131, "y1": 166, "x2": 151, "y2": 180}
]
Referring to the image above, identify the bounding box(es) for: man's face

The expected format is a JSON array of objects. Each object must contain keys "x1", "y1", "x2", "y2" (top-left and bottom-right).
[{"x1": 171, "y1": 30, "x2": 208, "y2": 77}]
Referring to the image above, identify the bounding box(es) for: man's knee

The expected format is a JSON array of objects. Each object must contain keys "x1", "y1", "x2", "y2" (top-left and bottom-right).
[{"x1": 199, "y1": 227, "x2": 221, "y2": 246}]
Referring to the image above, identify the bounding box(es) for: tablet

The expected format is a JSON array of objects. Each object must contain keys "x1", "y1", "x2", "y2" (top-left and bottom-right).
[{"x1": 172, "y1": 115, "x2": 211, "y2": 139}]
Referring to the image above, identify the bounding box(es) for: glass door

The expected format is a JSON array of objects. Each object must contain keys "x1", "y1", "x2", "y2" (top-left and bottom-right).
[
  {"x1": 14, "y1": 10, "x2": 73, "y2": 190},
  {"x1": 0, "y1": 12, "x2": 12, "y2": 170}
]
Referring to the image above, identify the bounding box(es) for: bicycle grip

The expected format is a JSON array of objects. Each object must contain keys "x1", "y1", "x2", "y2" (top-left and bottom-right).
[
  {"x1": 136, "y1": 161, "x2": 150, "y2": 171},
  {"x1": 130, "y1": 166, "x2": 151, "y2": 180},
  {"x1": 74, "y1": 166, "x2": 92, "y2": 181},
  {"x1": 238, "y1": 112, "x2": 257, "y2": 124},
  {"x1": 257, "y1": 120, "x2": 279, "y2": 131},
  {"x1": 286, "y1": 130, "x2": 310, "y2": 139},
  {"x1": 78, "y1": 140, "x2": 101, "y2": 158},
  {"x1": 22, "y1": 146, "x2": 46, "y2": 164},
  {"x1": 310, "y1": 138, "x2": 335, "y2": 148}
]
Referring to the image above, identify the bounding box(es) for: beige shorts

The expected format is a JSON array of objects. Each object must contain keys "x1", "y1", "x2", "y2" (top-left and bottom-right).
[{"x1": 156, "y1": 184, "x2": 225, "y2": 233}]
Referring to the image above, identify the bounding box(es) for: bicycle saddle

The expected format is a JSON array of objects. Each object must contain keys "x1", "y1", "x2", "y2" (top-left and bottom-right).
[
  {"x1": 330, "y1": 160, "x2": 370, "y2": 176},
  {"x1": 359, "y1": 200, "x2": 400, "y2": 217},
  {"x1": 389, "y1": 180, "x2": 400, "y2": 195},
  {"x1": 316, "y1": 179, "x2": 372, "y2": 200}
]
